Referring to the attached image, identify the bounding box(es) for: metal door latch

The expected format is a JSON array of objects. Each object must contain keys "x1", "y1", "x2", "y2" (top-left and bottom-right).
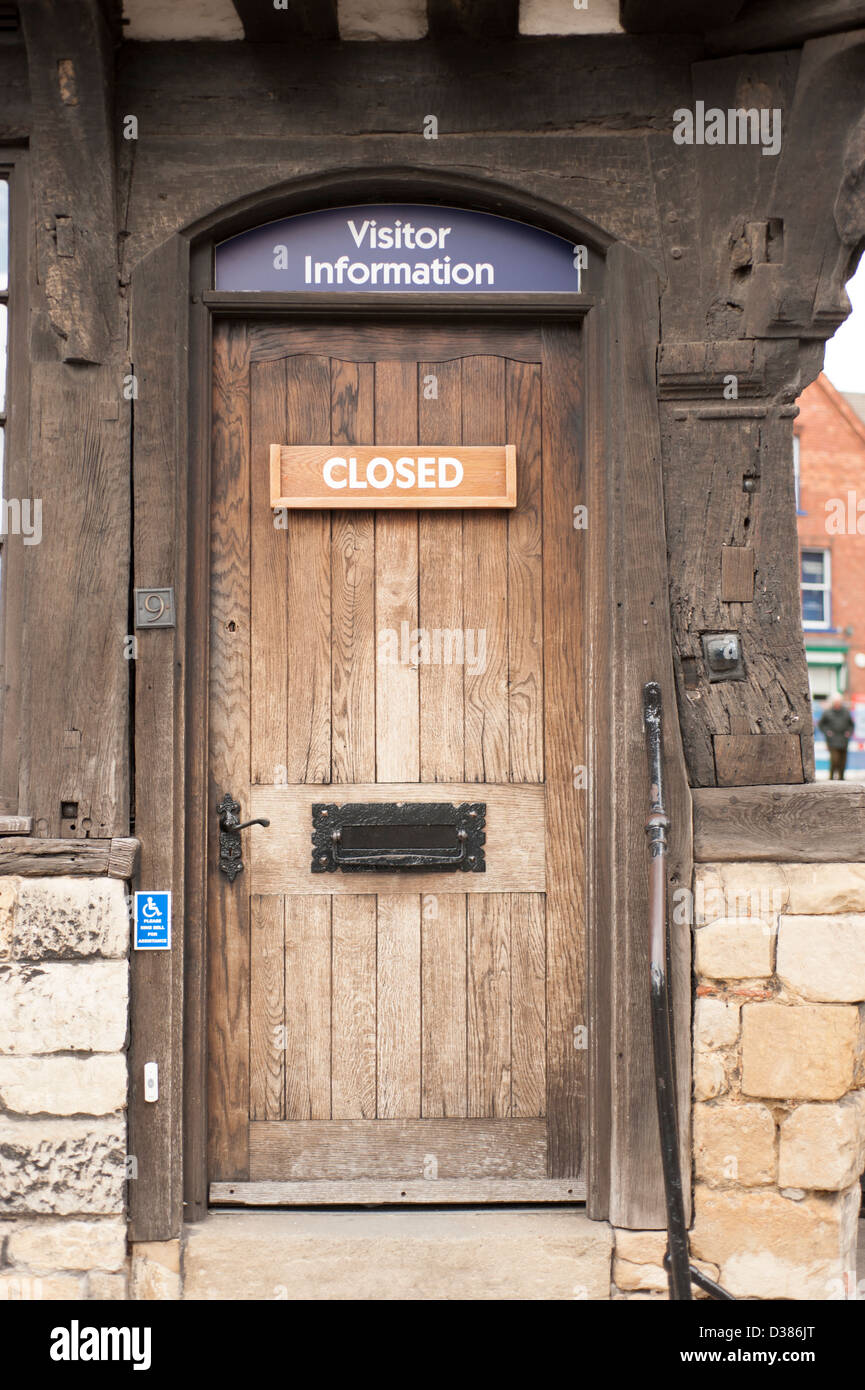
[{"x1": 216, "y1": 792, "x2": 270, "y2": 881}]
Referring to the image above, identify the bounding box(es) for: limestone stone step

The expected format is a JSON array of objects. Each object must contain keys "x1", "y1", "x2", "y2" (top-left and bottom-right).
[{"x1": 182, "y1": 1208, "x2": 612, "y2": 1301}]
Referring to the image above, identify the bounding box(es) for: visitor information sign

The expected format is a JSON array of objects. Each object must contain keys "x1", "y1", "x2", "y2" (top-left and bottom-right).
[{"x1": 215, "y1": 204, "x2": 582, "y2": 293}]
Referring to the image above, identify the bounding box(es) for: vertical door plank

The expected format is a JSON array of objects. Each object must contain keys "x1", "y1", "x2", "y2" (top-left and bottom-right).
[
  {"x1": 462, "y1": 357, "x2": 509, "y2": 782},
  {"x1": 250, "y1": 359, "x2": 288, "y2": 784},
  {"x1": 208, "y1": 321, "x2": 252, "y2": 1179},
  {"x1": 467, "y1": 894, "x2": 512, "y2": 1118},
  {"x1": 331, "y1": 894, "x2": 377, "y2": 1119},
  {"x1": 421, "y1": 892, "x2": 468, "y2": 1117},
  {"x1": 249, "y1": 895, "x2": 285, "y2": 1120},
  {"x1": 542, "y1": 325, "x2": 586, "y2": 1177},
  {"x1": 418, "y1": 360, "x2": 464, "y2": 781},
  {"x1": 331, "y1": 360, "x2": 376, "y2": 784},
  {"x1": 374, "y1": 361, "x2": 419, "y2": 781},
  {"x1": 376, "y1": 894, "x2": 421, "y2": 1119},
  {"x1": 506, "y1": 360, "x2": 545, "y2": 783},
  {"x1": 510, "y1": 893, "x2": 546, "y2": 1118},
  {"x1": 284, "y1": 895, "x2": 332, "y2": 1120},
  {"x1": 284, "y1": 355, "x2": 332, "y2": 782}
]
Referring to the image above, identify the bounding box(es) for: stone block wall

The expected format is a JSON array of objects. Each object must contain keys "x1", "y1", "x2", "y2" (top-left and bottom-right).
[
  {"x1": 612, "y1": 862, "x2": 865, "y2": 1300},
  {"x1": 0, "y1": 877, "x2": 129, "y2": 1299}
]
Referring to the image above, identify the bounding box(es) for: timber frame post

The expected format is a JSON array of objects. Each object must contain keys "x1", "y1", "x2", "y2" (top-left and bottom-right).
[{"x1": 16, "y1": 0, "x2": 130, "y2": 839}]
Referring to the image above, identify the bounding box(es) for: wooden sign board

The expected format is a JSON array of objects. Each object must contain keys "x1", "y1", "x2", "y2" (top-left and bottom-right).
[{"x1": 270, "y1": 444, "x2": 516, "y2": 510}]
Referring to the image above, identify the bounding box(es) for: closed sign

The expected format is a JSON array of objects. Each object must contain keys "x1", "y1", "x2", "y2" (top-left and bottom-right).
[{"x1": 270, "y1": 444, "x2": 516, "y2": 509}]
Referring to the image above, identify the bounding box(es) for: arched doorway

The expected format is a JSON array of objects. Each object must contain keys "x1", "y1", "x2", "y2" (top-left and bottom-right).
[{"x1": 127, "y1": 171, "x2": 689, "y2": 1235}]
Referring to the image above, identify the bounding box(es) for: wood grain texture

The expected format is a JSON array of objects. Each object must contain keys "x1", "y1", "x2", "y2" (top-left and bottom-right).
[
  {"x1": 600, "y1": 250, "x2": 692, "y2": 1225},
  {"x1": 467, "y1": 894, "x2": 511, "y2": 1118},
  {"x1": 283, "y1": 355, "x2": 332, "y2": 782},
  {"x1": 462, "y1": 358, "x2": 509, "y2": 782},
  {"x1": 250, "y1": 358, "x2": 289, "y2": 784},
  {"x1": 331, "y1": 895, "x2": 377, "y2": 1119},
  {"x1": 0, "y1": 817, "x2": 33, "y2": 835},
  {"x1": 506, "y1": 360, "x2": 544, "y2": 782},
  {"x1": 127, "y1": 232, "x2": 190, "y2": 1239},
  {"x1": 541, "y1": 326, "x2": 585, "y2": 1178},
  {"x1": 376, "y1": 894, "x2": 421, "y2": 1118},
  {"x1": 212, "y1": 1178, "x2": 587, "y2": 1205},
  {"x1": 375, "y1": 360, "x2": 419, "y2": 781},
  {"x1": 284, "y1": 894, "x2": 331, "y2": 1119},
  {"x1": 250, "y1": 895, "x2": 285, "y2": 1120},
  {"x1": 271, "y1": 444, "x2": 515, "y2": 509},
  {"x1": 207, "y1": 320, "x2": 252, "y2": 1181},
  {"x1": 19, "y1": 2, "x2": 129, "y2": 839},
  {"x1": 331, "y1": 359, "x2": 376, "y2": 784},
  {"x1": 183, "y1": 247, "x2": 214, "y2": 1223},
  {"x1": 510, "y1": 894, "x2": 546, "y2": 1118},
  {"x1": 693, "y1": 782, "x2": 865, "y2": 862},
  {"x1": 249, "y1": 1119, "x2": 545, "y2": 1180},
  {"x1": 419, "y1": 360, "x2": 465, "y2": 782},
  {"x1": 0, "y1": 836, "x2": 138, "y2": 877},
  {"x1": 714, "y1": 733, "x2": 803, "y2": 787},
  {"x1": 720, "y1": 545, "x2": 755, "y2": 602},
  {"x1": 662, "y1": 405, "x2": 813, "y2": 786},
  {"x1": 204, "y1": 323, "x2": 589, "y2": 1199},
  {"x1": 421, "y1": 893, "x2": 467, "y2": 1117},
  {"x1": 248, "y1": 323, "x2": 543, "y2": 363},
  {"x1": 249, "y1": 782, "x2": 545, "y2": 895}
]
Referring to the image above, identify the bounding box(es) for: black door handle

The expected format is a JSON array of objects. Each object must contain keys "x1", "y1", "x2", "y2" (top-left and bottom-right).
[{"x1": 216, "y1": 792, "x2": 270, "y2": 881}]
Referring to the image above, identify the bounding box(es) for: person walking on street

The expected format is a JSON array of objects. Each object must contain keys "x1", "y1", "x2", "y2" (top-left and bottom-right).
[{"x1": 819, "y1": 693, "x2": 855, "y2": 780}]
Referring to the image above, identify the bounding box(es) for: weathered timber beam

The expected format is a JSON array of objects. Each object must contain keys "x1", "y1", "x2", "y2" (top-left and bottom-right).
[
  {"x1": 0, "y1": 836, "x2": 140, "y2": 878},
  {"x1": 232, "y1": 0, "x2": 338, "y2": 41},
  {"x1": 693, "y1": 784, "x2": 865, "y2": 862},
  {"x1": 707, "y1": 0, "x2": 865, "y2": 56},
  {"x1": 620, "y1": 0, "x2": 745, "y2": 33},
  {"x1": 16, "y1": 0, "x2": 130, "y2": 839},
  {"x1": 19, "y1": 0, "x2": 117, "y2": 362},
  {"x1": 0, "y1": 817, "x2": 33, "y2": 835},
  {"x1": 427, "y1": 0, "x2": 518, "y2": 40},
  {"x1": 714, "y1": 734, "x2": 804, "y2": 788}
]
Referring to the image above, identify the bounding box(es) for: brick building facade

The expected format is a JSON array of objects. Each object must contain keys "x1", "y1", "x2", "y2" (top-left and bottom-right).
[{"x1": 796, "y1": 374, "x2": 865, "y2": 772}]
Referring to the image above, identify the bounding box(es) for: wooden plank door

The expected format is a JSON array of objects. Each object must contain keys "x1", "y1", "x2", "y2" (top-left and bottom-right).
[{"x1": 207, "y1": 317, "x2": 586, "y2": 1204}]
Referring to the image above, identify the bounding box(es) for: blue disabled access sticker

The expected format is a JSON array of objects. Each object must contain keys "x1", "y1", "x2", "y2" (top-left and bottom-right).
[{"x1": 134, "y1": 891, "x2": 171, "y2": 950}]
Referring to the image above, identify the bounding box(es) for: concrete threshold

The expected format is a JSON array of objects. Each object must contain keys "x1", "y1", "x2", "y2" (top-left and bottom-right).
[{"x1": 182, "y1": 1207, "x2": 613, "y2": 1301}]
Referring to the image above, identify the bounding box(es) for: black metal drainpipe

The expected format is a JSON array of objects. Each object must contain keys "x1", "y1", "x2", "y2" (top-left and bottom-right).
[{"x1": 642, "y1": 682, "x2": 736, "y2": 1302}]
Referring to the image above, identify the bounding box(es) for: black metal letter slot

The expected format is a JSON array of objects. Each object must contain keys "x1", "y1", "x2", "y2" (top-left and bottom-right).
[{"x1": 311, "y1": 802, "x2": 486, "y2": 873}]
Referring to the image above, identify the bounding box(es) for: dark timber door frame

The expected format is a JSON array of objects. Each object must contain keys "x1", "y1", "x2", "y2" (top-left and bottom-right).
[{"x1": 126, "y1": 169, "x2": 691, "y2": 1242}]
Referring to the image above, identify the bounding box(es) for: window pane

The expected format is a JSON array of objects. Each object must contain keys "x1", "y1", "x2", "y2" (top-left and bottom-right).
[
  {"x1": 0, "y1": 303, "x2": 6, "y2": 415},
  {"x1": 0, "y1": 178, "x2": 7, "y2": 292},
  {"x1": 809, "y1": 665, "x2": 835, "y2": 701},
  {"x1": 802, "y1": 590, "x2": 826, "y2": 624},
  {"x1": 801, "y1": 551, "x2": 825, "y2": 584}
]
